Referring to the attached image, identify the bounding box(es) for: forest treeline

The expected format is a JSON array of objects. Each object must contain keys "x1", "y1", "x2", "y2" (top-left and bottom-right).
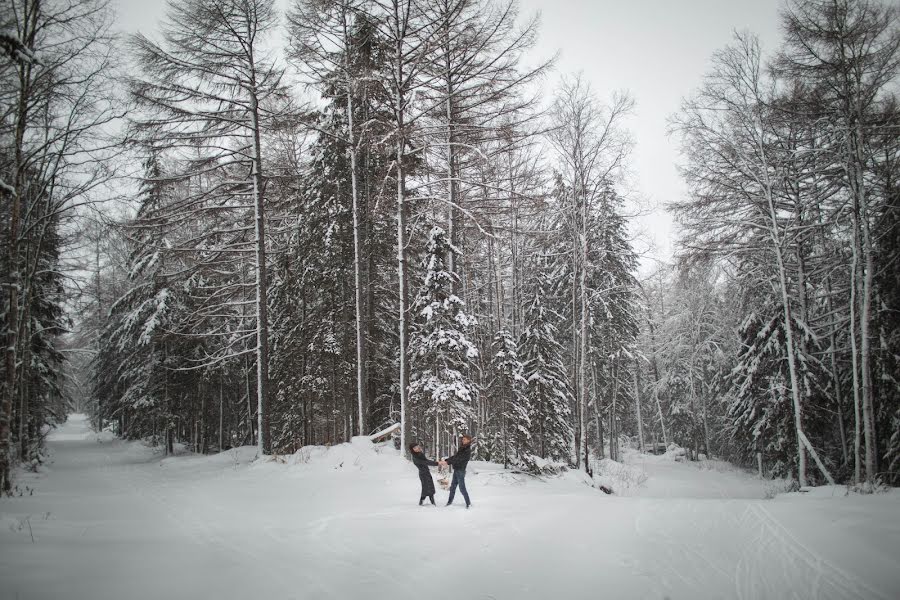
[{"x1": 1, "y1": 0, "x2": 898, "y2": 493}]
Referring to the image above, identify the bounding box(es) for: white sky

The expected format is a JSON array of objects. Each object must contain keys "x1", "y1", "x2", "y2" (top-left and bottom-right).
[
  {"x1": 516, "y1": 0, "x2": 784, "y2": 267},
  {"x1": 112, "y1": 0, "x2": 786, "y2": 267}
]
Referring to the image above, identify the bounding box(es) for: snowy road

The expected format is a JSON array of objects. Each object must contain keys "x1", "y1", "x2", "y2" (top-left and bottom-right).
[{"x1": 1, "y1": 415, "x2": 898, "y2": 600}]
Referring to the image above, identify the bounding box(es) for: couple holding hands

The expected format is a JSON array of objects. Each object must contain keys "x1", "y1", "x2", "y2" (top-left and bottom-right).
[{"x1": 410, "y1": 435, "x2": 473, "y2": 508}]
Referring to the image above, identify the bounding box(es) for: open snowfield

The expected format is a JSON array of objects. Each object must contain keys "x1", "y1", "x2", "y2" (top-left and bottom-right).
[{"x1": 1, "y1": 415, "x2": 899, "y2": 600}]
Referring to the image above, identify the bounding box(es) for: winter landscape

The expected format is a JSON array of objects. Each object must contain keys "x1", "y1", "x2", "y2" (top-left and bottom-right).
[
  {"x1": 2, "y1": 0, "x2": 900, "y2": 598},
  {"x1": 2, "y1": 414, "x2": 899, "y2": 600}
]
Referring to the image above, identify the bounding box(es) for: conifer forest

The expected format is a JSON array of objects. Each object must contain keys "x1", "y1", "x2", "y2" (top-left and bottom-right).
[{"x1": 3, "y1": 0, "x2": 900, "y2": 495}]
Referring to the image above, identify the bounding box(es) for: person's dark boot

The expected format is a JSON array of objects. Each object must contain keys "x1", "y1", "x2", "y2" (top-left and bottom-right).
[
  {"x1": 419, "y1": 497, "x2": 424, "y2": 506},
  {"x1": 429, "y1": 495, "x2": 436, "y2": 505}
]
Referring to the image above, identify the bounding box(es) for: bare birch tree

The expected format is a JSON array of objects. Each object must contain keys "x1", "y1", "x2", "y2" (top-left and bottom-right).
[
  {"x1": 672, "y1": 33, "x2": 835, "y2": 486},
  {"x1": 548, "y1": 75, "x2": 634, "y2": 471}
]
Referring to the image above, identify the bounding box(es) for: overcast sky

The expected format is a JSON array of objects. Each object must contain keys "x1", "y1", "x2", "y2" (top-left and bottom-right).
[
  {"x1": 516, "y1": 0, "x2": 784, "y2": 267},
  {"x1": 112, "y1": 0, "x2": 786, "y2": 267}
]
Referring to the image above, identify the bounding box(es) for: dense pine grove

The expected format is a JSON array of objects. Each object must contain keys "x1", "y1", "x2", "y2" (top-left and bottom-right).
[{"x1": 2, "y1": 0, "x2": 899, "y2": 495}]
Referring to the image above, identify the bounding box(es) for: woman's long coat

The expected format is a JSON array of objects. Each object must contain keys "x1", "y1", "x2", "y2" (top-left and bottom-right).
[{"x1": 412, "y1": 451, "x2": 438, "y2": 496}]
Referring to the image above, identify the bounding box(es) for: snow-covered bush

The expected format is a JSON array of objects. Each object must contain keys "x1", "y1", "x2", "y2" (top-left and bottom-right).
[
  {"x1": 591, "y1": 457, "x2": 648, "y2": 493},
  {"x1": 664, "y1": 444, "x2": 687, "y2": 461},
  {"x1": 519, "y1": 453, "x2": 569, "y2": 476},
  {"x1": 764, "y1": 479, "x2": 799, "y2": 499}
]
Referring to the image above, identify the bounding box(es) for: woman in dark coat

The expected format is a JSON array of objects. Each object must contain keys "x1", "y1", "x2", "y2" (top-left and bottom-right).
[{"x1": 410, "y1": 443, "x2": 438, "y2": 506}]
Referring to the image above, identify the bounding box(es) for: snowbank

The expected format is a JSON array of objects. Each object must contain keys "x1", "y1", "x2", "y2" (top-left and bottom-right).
[{"x1": 284, "y1": 436, "x2": 405, "y2": 473}]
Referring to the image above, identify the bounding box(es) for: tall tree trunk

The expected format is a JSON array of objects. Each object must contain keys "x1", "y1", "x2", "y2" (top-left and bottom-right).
[
  {"x1": 397, "y1": 134, "x2": 410, "y2": 458},
  {"x1": 771, "y1": 230, "x2": 808, "y2": 484},
  {"x1": 509, "y1": 154, "x2": 520, "y2": 338},
  {"x1": 854, "y1": 160, "x2": 878, "y2": 485},
  {"x1": 244, "y1": 354, "x2": 255, "y2": 447},
  {"x1": 578, "y1": 194, "x2": 590, "y2": 471},
  {"x1": 571, "y1": 244, "x2": 579, "y2": 467},
  {"x1": 390, "y1": 0, "x2": 412, "y2": 459},
  {"x1": 702, "y1": 381, "x2": 710, "y2": 458},
  {"x1": 248, "y1": 76, "x2": 271, "y2": 455},
  {"x1": 1, "y1": 0, "x2": 38, "y2": 494},
  {"x1": 633, "y1": 363, "x2": 645, "y2": 453},
  {"x1": 219, "y1": 380, "x2": 224, "y2": 452},
  {"x1": 18, "y1": 298, "x2": 31, "y2": 461},
  {"x1": 592, "y1": 361, "x2": 604, "y2": 459},
  {"x1": 849, "y1": 220, "x2": 863, "y2": 484},
  {"x1": 609, "y1": 359, "x2": 620, "y2": 462},
  {"x1": 763, "y1": 172, "x2": 822, "y2": 485},
  {"x1": 342, "y1": 5, "x2": 368, "y2": 437},
  {"x1": 200, "y1": 379, "x2": 207, "y2": 454},
  {"x1": 826, "y1": 280, "x2": 849, "y2": 467},
  {"x1": 443, "y1": 12, "x2": 459, "y2": 281},
  {"x1": 647, "y1": 317, "x2": 668, "y2": 447}
]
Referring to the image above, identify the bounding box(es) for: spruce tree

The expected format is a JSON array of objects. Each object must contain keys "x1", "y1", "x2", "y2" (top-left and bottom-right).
[
  {"x1": 409, "y1": 227, "x2": 478, "y2": 443},
  {"x1": 490, "y1": 329, "x2": 530, "y2": 468},
  {"x1": 726, "y1": 307, "x2": 832, "y2": 480},
  {"x1": 93, "y1": 155, "x2": 179, "y2": 450},
  {"x1": 519, "y1": 269, "x2": 574, "y2": 464}
]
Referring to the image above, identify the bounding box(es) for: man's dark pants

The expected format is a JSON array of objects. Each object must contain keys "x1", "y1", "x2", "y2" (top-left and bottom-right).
[{"x1": 447, "y1": 469, "x2": 470, "y2": 506}]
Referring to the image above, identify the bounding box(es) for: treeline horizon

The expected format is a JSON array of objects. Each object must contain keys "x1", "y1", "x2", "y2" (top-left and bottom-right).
[{"x1": 1, "y1": 0, "x2": 898, "y2": 493}]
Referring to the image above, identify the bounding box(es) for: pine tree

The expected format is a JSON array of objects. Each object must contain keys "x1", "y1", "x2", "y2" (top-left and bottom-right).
[
  {"x1": 725, "y1": 287, "x2": 834, "y2": 481},
  {"x1": 272, "y1": 10, "x2": 398, "y2": 446},
  {"x1": 409, "y1": 227, "x2": 478, "y2": 444},
  {"x1": 93, "y1": 155, "x2": 179, "y2": 451},
  {"x1": 12, "y1": 180, "x2": 67, "y2": 462},
  {"x1": 490, "y1": 329, "x2": 530, "y2": 468},
  {"x1": 127, "y1": 0, "x2": 293, "y2": 454},
  {"x1": 585, "y1": 184, "x2": 640, "y2": 462},
  {"x1": 519, "y1": 269, "x2": 574, "y2": 464},
  {"x1": 268, "y1": 126, "x2": 357, "y2": 448}
]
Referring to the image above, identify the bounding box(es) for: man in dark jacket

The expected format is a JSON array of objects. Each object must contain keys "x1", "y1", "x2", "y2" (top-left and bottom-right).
[{"x1": 440, "y1": 435, "x2": 473, "y2": 508}]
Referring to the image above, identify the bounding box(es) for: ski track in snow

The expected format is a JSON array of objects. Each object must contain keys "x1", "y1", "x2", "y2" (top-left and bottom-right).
[
  {"x1": 2, "y1": 414, "x2": 899, "y2": 600},
  {"x1": 737, "y1": 503, "x2": 891, "y2": 600}
]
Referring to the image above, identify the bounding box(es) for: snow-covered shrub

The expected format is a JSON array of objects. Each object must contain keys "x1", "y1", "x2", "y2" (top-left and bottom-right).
[
  {"x1": 664, "y1": 444, "x2": 687, "y2": 461},
  {"x1": 519, "y1": 453, "x2": 569, "y2": 476},
  {"x1": 849, "y1": 479, "x2": 892, "y2": 495},
  {"x1": 591, "y1": 458, "x2": 648, "y2": 493},
  {"x1": 764, "y1": 479, "x2": 799, "y2": 499},
  {"x1": 294, "y1": 447, "x2": 313, "y2": 464},
  {"x1": 696, "y1": 457, "x2": 744, "y2": 473}
]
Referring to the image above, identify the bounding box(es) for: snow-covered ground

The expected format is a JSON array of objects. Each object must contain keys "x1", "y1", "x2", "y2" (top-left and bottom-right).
[{"x1": 2, "y1": 415, "x2": 898, "y2": 600}]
